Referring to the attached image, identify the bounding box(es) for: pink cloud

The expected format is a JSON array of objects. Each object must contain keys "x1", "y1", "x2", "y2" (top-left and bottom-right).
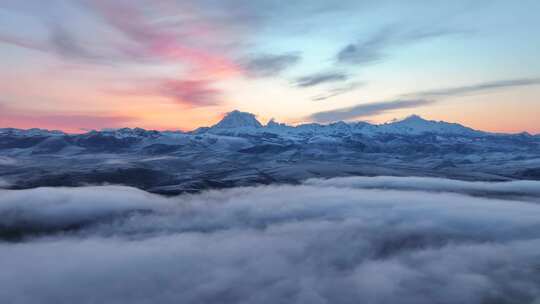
[
  {"x1": 2, "y1": 1, "x2": 242, "y2": 78},
  {"x1": 107, "y1": 78, "x2": 222, "y2": 107},
  {"x1": 159, "y1": 79, "x2": 221, "y2": 106},
  {"x1": 1, "y1": 0, "x2": 247, "y2": 114},
  {"x1": 85, "y1": 0, "x2": 241, "y2": 78}
]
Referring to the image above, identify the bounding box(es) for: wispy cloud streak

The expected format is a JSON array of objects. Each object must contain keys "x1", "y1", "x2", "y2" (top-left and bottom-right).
[
  {"x1": 158, "y1": 79, "x2": 222, "y2": 106},
  {"x1": 309, "y1": 99, "x2": 433, "y2": 122},
  {"x1": 312, "y1": 82, "x2": 365, "y2": 101},
  {"x1": 404, "y1": 77, "x2": 540, "y2": 98},
  {"x1": 337, "y1": 25, "x2": 463, "y2": 65},
  {"x1": 241, "y1": 53, "x2": 301, "y2": 77},
  {"x1": 295, "y1": 71, "x2": 348, "y2": 88},
  {"x1": 82, "y1": 0, "x2": 241, "y2": 77}
]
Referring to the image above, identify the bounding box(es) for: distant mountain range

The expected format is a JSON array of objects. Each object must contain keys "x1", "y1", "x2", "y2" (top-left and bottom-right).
[
  {"x1": 201, "y1": 110, "x2": 486, "y2": 136},
  {"x1": 3, "y1": 110, "x2": 534, "y2": 138},
  {"x1": 1, "y1": 110, "x2": 539, "y2": 193}
]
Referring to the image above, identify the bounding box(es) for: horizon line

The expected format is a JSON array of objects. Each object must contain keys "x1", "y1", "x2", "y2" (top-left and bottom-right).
[{"x1": 1, "y1": 111, "x2": 538, "y2": 136}]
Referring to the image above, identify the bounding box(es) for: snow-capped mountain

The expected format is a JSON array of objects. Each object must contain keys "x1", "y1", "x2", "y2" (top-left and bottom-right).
[
  {"x1": 210, "y1": 110, "x2": 262, "y2": 130},
  {"x1": 1, "y1": 110, "x2": 539, "y2": 193},
  {"x1": 371, "y1": 115, "x2": 482, "y2": 136},
  {"x1": 0, "y1": 111, "x2": 489, "y2": 138},
  {"x1": 203, "y1": 111, "x2": 485, "y2": 137}
]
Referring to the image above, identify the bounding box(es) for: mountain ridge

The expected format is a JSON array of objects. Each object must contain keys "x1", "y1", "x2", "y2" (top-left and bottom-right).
[
  {"x1": 1, "y1": 109, "x2": 539, "y2": 193},
  {"x1": 2, "y1": 110, "x2": 530, "y2": 136}
]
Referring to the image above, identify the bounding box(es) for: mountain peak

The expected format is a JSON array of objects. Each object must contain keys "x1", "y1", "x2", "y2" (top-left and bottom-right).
[
  {"x1": 212, "y1": 110, "x2": 262, "y2": 129},
  {"x1": 266, "y1": 118, "x2": 284, "y2": 128},
  {"x1": 405, "y1": 114, "x2": 424, "y2": 120},
  {"x1": 381, "y1": 114, "x2": 481, "y2": 135},
  {"x1": 395, "y1": 114, "x2": 427, "y2": 124}
]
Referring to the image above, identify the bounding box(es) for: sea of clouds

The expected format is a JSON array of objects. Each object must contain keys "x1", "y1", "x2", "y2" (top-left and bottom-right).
[{"x1": 1, "y1": 176, "x2": 540, "y2": 304}]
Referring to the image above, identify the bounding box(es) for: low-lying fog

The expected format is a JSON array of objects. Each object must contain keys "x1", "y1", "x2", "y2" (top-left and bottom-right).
[{"x1": 1, "y1": 176, "x2": 540, "y2": 304}]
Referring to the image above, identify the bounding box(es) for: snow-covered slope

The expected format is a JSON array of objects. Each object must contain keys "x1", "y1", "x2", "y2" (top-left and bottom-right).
[
  {"x1": 0, "y1": 128, "x2": 65, "y2": 137},
  {"x1": 91, "y1": 128, "x2": 162, "y2": 139},
  {"x1": 1, "y1": 110, "x2": 539, "y2": 193}
]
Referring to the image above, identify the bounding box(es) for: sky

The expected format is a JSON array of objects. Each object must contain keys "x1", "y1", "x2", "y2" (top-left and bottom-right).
[{"x1": 0, "y1": 0, "x2": 539, "y2": 133}]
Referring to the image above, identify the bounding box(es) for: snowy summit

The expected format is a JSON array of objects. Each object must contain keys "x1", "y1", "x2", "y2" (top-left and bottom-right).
[{"x1": 211, "y1": 110, "x2": 263, "y2": 129}]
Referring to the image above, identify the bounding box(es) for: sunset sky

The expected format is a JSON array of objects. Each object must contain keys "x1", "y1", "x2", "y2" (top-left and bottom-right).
[{"x1": 1, "y1": 0, "x2": 539, "y2": 133}]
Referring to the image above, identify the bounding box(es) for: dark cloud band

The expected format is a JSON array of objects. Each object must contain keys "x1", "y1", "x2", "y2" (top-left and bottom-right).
[
  {"x1": 309, "y1": 99, "x2": 433, "y2": 122},
  {"x1": 294, "y1": 71, "x2": 348, "y2": 88},
  {"x1": 241, "y1": 53, "x2": 301, "y2": 77},
  {"x1": 405, "y1": 77, "x2": 540, "y2": 98}
]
